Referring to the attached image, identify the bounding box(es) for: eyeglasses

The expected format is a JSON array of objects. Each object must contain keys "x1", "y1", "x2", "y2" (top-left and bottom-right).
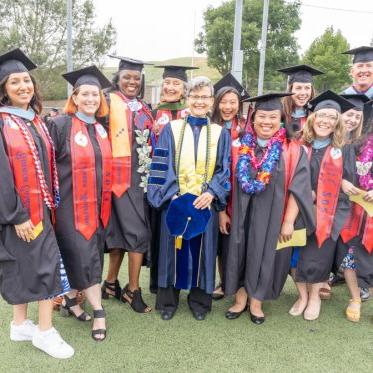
[
  {"x1": 188, "y1": 95, "x2": 212, "y2": 101},
  {"x1": 316, "y1": 113, "x2": 338, "y2": 122}
]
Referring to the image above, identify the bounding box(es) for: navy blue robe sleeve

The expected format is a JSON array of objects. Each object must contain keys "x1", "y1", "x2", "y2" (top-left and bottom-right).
[
  {"x1": 147, "y1": 123, "x2": 179, "y2": 209},
  {"x1": 0, "y1": 123, "x2": 29, "y2": 225},
  {"x1": 206, "y1": 128, "x2": 231, "y2": 210}
]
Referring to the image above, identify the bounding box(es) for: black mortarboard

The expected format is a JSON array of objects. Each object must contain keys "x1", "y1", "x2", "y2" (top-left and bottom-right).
[
  {"x1": 278, "y1": 64, "x2": 323, "y2": 85},
  {"x1": 342, "y1": 46, "x2": 373, "y2": 64},
  {"x1": 0, "y1": 48, "x2": 37, "y2": 82},
  {"x1": 166, "y1": 193, "x2": 211, "y2": 241},
  {"x1": 244, "y1": 92, "x2": 293, "y2": 111},
  {"x1": 341, "y1": 94, "x2": 370, "y2": 111},
  {"x1": 155, "y1": 65, "x2": 198, "y2": 82},
  {"x1": 62, "y1": 65, "x2": 111, "y2": 89},
  {"x1": 213, "y1": 72, "x2": 250, "y2": 100},
  {"x1": 108, "y1": 55, "x2": 152, "y2": 72},
  {"x1": 308, "y1": 90, "x2": 354, "y2": 113}
]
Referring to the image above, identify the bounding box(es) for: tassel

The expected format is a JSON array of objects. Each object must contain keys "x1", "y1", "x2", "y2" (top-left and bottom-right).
[{"x1": 175, "y1": 235, "x2": 183, "y2": 250}]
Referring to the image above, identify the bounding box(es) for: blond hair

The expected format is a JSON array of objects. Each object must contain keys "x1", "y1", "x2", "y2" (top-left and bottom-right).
[{"x1": 302, "y1": 111, "x2": 346, "y2": 149}]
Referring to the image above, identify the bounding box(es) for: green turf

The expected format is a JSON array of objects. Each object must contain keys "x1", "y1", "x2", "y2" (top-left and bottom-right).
[{"x1": 1, "y1": 259, "x2": 373, "y2": 373}]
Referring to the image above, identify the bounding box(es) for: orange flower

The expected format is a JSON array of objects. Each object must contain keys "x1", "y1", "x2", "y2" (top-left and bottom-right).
[{"x1": 257, "y1": 171, "x2": 271, "y2": 184}]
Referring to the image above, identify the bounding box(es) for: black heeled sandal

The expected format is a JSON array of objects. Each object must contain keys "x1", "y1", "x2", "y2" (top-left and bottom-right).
[
  {"x1": 60, "y1": 295, "x2": 91, "y2": 321},
  {"x1": 101, "y1": 280, "x2": 122, "y2": 300},
  {"x1": 121, "y1": 284, "x2": 152, "y2": 313},
  {"x1": 91, "y1": 309, "x2": 106, "y2": 342}
]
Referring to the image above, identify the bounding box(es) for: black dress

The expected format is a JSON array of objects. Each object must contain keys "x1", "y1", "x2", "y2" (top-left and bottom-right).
[{"x1": 49, "y1": 115, "x2": 107, "y2": 290}]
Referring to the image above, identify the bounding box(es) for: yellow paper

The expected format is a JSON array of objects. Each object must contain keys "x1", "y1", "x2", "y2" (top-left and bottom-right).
[
  {"x1": 349, "y1": 188, "x2": 373, "y2": 217},
  {"x1": 32, "y1": 221, "x2": 43, "y2": 240},
  {"x1": 276, "y1": 229, "x2": 307, "y2": 250}
]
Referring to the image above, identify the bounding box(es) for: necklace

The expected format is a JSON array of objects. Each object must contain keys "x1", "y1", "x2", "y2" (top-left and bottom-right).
[
  {"x1": 237, "y1": 128, "x2": 286, "y2": 194},
  {"x1": 357, "y1": 134, "x2": 373, "y2": 191}
]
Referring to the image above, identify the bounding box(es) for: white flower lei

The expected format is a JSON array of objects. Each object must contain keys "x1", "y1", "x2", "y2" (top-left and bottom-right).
[{"x1": 135, "y1": 129, "x2": 152, "y2": 192}]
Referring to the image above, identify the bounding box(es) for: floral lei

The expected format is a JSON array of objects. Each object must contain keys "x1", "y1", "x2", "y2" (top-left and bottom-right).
[
  {"x1": 357, "y1": 134, "x2": 373, "y2": 191},
  {"x1": 237, "y1": 128, "x2": 286, "y2": 194}
]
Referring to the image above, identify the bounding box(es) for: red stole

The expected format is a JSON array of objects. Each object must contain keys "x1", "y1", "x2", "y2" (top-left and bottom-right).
[
  {"x1": 341, "y1": 202, "x2": 373, "y2": 254},
  {"x1": 70, "y1": 116, "x2": 112, "y2": 240},
  {"x1": 1, "y1": 113, "x2": 53, "y2": 225},
  {"x1": 314, "y1": 146, "x2": 343, "y2": 247}
]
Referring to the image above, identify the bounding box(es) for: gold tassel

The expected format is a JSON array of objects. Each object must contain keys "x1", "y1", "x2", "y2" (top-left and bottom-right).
[{"x1": 175, "y1": 235, "x2": 183, "y2": 250}]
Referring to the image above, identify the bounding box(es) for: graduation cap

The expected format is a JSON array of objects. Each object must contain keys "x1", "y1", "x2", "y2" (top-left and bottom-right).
[
  {"x1": 278, "y1": 64, "x2": 323, "y2": 85},
  {"x1": 0, "y1": 48, "x2": 37, "y2": 82},
  {"x1": 340, "y1": 94, "x2": 370, "y2": 111},
  {"x1": 155, "y1": 65, "x2": 198, "y2": 82},
  {"x1": 166, "y1": 193, "x2": 211, "y2": 248},
  {"x1": 244, "y1": 92, "x2": 293, "y2": 111},
  {"x1": 308, "y1": 90, "x2": 354, "y2": 113},
  {"x1": 62, "y1": 65, "x2": 112, "y2": 90},
  {"x1": 108, "y1": 55, "x2": 152, "y2": 72},
  {"x1": 342, "y1": 46, "x2": 373, "y2": 64},
  {"x1": 213, "y1": 72, "x2": 250, "y2": 100}
]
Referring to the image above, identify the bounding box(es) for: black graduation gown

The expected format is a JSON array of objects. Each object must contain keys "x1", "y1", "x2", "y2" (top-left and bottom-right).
[
  {"x1": 334, "y1": 144, "x2": 373, "y2": 288},
  {"x1": 104, "y1": 102, "x2": 151, "y2": 263},
  {"x1": 295, "y1": 145, "x2": 352, "y2": 283},
  {"x1": 225, "y1": 145, "x2": 315, "y2": 301},
  {"x1": 49, "y1": 115, "x2": 106, "y2": 290},
  {"x1": 0, "y1": 116, "x2": 62, "y2": 305}
]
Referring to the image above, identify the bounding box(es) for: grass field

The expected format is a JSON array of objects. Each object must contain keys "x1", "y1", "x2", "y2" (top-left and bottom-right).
[{"x1": 1, "y1": 259, "x2": 373, "y2": 373}]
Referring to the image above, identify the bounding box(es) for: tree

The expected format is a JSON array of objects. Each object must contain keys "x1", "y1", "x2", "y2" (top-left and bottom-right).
[
  {"x1": 0, "y1": 0, "x2": 116, "y2": 99},
  {"x1": 195, "y1": 0, "x2": 301, "y2": 93},
  {"x1": 302, "y1": 27, "x2": 350, "y2": 92}
]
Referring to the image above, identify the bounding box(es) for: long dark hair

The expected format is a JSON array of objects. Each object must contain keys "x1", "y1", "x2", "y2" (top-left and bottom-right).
[
  {"x1": 211, "y1": 87, "x2": 242, "y2": 124},
  {"x1": 0, "y1": 73, "x2": 43, "y2": 114}
]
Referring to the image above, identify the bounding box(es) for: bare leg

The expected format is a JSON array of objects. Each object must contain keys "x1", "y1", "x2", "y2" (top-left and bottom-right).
[
  {"x1": 106, "y1": 249, "x2": 125, "y2": 283},
  {"x1": 85, "y1": 284, "x2": 105, "y2": 340},
  {"x1": 304, "y1": 283, "x2": 322, "y2": 320},
  {"x1": 289, "y1": 268, "x2": 308, "y2": 316},
  {"x1": 13, "y1": 304, "x2": 28, "y2": 325},
  {"x1": 228, "y1": 287, "x2": 248, "y2": 312},
  {"x1": 344, "y1": 269, "x2": 360, "y2": 300},
  {"x1": 213, "y1": 257, "x2": 224, "y2": 296},
  {"x1": 38, "y1": 299, "x2": 54, "y2": 331},
  {"x1": 250, "y1": 297, "x2": 264, "y2": 318}
]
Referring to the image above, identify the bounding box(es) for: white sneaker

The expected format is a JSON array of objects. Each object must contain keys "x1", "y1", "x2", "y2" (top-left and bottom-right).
[
  {"x1": 10, "y1": 319, "x2": 37, "y2": 341},
  {"x1": 32, "y1": 327, "x2": 74, "y2": 359}
]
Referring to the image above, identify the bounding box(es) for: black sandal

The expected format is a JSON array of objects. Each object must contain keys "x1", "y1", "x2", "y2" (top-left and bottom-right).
[
  {"x1": 101, "y1": 280, "x2": 122, "y2": 300},
  {"x1": 60, "y1": 295, "x2": 91, "y2": 321},
  {"x1": 121, "y1": 284, "x2": 152, "y2": 313},
  {"x1": 91, "y1": 309, "x2": 106, "y2": 342}
]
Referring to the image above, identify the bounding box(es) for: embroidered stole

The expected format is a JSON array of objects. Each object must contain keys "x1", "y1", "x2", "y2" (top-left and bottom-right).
[
  {"x1": 70, "y1": 116, "x2": 112, "y2": 240},
  {"x1": 171, "y1": 119, "x2": 221, "y2": 196},
  {"x1": 2, "y1": 113, "x2": 53, "y2": 226}
]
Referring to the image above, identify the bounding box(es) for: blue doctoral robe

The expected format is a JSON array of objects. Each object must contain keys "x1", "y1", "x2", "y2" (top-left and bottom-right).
[{"x1": 147, "y1": 122, "x2": 231, "y2": 294}]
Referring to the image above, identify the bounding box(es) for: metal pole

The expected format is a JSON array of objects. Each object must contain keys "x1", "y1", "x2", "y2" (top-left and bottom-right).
[
  {"x1": 66, "y1": 0, "x2": 73, "y2": 96},
  {"x1": 231, "y1": 0, "x2": 243, "y2": 83},
  {"x1": 257, "y1": 0, "x2": 270, "y2": 95}
]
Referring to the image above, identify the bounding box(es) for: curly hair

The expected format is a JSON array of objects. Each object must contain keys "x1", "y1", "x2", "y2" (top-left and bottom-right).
[
  {"x1": 0, "y1": 73, "x2": 43, "y2": 114},
  {"x1": 302, "y1": 111, "x2": 346, "y2": 149}
]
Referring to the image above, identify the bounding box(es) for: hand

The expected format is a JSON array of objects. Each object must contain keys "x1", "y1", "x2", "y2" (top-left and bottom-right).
[
  {"x1": 311, "y1": 190, "x2": 316, "y2": 202},
  {"x1": 363, "y1": 190, "x2": 373, "y2": 203},
  {"x1": 15, "y1": 219, "x2": 35, "y2": 243},
  {"x1": 152, "y1": 122, "x2": 161, "y2": 136},
  {"x1": 171, "y1": 194, "x2": 179, "y2": 200},
  {"x1": 193, "y1": 192, "x2": 214, "y2": 210},
  {"x1": 341, "y1": 179, "x2": 360, "y2": 196},
  {"x1": 279, "y1": 221, "x2": 294, "y2": 243},
  {"x1": 219, "y1": 210, "x2": 231, "y2": 235}
]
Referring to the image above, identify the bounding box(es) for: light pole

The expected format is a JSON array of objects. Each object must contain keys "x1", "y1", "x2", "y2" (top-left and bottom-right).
[
  {"x1": 231, "y1": 0, "x2": 243, "y2": 84},
  {"x1": 66, "y1": 0, "x2": 73, "y2": 96},
  {"x1": 257, "y1": 0, "x2": 270, "y2": 95}
]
